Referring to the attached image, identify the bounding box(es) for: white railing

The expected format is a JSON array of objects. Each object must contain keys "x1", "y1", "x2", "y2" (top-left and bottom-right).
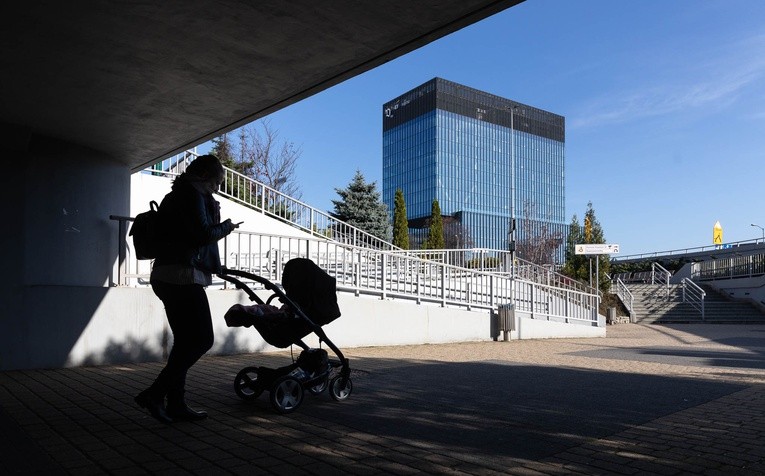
[
  {"x1": 394, "y1": 248, "x2": 596, "y2": 295},
  {"x1": 148, "y1": 150, "x2": 397, "y2": 251},
  {"x1": 123, "y1": 152, "x2": 600, "y2": 323},
  {"x1": 681, "y1": 278, "x2": 706, "y2": 321},
  {"x1": 614, "y1": 278, "x2": 634, "y2": 320},
  {"x1": 148, "y1": 152, "x2": 592, "y2": 295},
  {"x1": 652, "y1": 262, "x2": 672, "y2": 299},
  {"x1": 691, "y1": 253, "x2": 765, "y2": 281},
  {"x1": 612, "y1": 238, "x2": 763, "y2": 262},
  {"x1": 108, "y1": 221, "x2": 600, "y2": 324}
]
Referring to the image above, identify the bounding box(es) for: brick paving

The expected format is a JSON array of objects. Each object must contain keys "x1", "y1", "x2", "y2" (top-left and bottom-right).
[{"x1": 1, "y1": 323, "x2": 764, "y2": 475}]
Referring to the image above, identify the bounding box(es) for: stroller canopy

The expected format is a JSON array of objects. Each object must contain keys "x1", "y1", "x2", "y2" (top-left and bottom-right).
[{"x1": 282, "y1": 258, "x2": 341, "y2": 326}]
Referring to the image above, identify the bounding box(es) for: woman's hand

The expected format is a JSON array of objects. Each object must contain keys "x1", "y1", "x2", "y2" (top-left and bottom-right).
[{"x1": 222, "y1": 218, "x2": 239, "y2": 233}]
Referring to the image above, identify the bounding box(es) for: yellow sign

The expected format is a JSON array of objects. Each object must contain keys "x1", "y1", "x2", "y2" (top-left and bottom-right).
[{"x1": 713, "y1": 221, "x2": 723, "y2": 245}]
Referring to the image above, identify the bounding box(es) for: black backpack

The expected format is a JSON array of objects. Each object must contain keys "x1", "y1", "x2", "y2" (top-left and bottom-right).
[{"x1": 129, "y1": 200, "x2": 160, "y2": 260}]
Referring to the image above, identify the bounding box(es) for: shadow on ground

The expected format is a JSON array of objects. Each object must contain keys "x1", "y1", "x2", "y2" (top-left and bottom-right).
[
  {"x1": 214, "y1": 355, "x2": 745, "y2": 462},
  {"x1": 0, "y1": 352, "x2": 750, "y2": 473}
]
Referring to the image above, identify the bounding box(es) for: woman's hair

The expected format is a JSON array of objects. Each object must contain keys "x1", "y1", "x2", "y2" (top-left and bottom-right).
[{"x1": 185, "y1": 154, "x2": 224, "y2": 182}]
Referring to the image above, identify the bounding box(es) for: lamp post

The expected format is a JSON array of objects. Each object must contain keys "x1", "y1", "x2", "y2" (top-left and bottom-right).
[
  {"x1": 751, "y1": 223, "x2": 764, "y2": 242},
  {"x1": 508, "y1": 105, "x2": 519, "y2": 314},
  {"x1": 509, "y1": 106, "x2": 520, "y2": 271},
  {"x1": 510, "y1": 105, "x2": 518, "y2": 249}
]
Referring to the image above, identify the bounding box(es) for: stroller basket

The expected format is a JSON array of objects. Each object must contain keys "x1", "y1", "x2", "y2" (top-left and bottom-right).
[{"x1": 219, "y1": 258, "x2": 352, "y2": 414}]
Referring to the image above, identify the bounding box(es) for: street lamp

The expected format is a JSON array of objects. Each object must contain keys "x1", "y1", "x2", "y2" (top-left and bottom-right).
[
  {"x1": 751, "y1": 223, "x2": 764, "y2": 242},
  {"x1": 507, "y1": 105, "x2": 519, "y2": 314},
  {"x1": 509, "y1": 105, "x2": 519, "y2": 251}
]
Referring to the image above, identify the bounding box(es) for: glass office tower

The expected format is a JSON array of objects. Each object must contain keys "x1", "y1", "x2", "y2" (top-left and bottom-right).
[{"x1": 382, "y1": 78, "x2": 567, "y2": 263}]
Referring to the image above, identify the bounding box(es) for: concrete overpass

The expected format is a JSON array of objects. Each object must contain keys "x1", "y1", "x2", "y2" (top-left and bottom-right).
[
  {"x1": 0, "y1": 1, "x2": 525, "y2": 370},
  {"x1": 612, "y1": 239, "x2": 765, "y2": 266}
]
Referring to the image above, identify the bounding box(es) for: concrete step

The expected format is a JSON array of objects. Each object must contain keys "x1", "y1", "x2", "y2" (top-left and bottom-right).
[{"x1": 624, "y1": 282, "x2": 765, "y2": 324}]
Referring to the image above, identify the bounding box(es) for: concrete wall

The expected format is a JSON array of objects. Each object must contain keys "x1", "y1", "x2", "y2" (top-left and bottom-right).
[
  {"x1": 61, "y1": 287, "x2": 494, "y2": 366},
  {"x1": 707, "y1": 276, "x2": 765, "y2": 312},
  {"x1": 1, "y1": 138, "x2": 131, "y2": 369},
  {"x1": 510, "y1": 310, "x2": 606, "y2": 339},
  {"x1": 63, "y1": 286, "x2": 603, "y2": 367}
]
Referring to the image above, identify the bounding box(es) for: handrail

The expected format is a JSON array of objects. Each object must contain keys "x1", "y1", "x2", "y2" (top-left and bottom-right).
[
  {"x1": 109, "y1": 216, "x2": 601, "y2": 324},
  {"x1": 681, "y1": 278, "x2": 706, "y2": 321},
  {"x1": 148, "y1": 149, "x2": 398, "y2": 252},
  {"x1": 612, "y1": 238, "x2": 763, "y2": 262},
  {"x1": 652, "y1": 262, "x2": 672, "y2": 299},
  {"x1": 392, "y1": 248, "x2": 597, "y2": 295},
  {"x1": 691, "y1": 253, "x2": 765, "y2": 281},
  {"x1": 615, "y1": 278, "x2": 634, "y2": 321},
  {"x1": 146, "y1": 152, "x2": 591, "y2": 295}
]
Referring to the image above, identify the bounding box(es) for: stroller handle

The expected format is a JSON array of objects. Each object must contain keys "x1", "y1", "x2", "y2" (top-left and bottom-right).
[{"x1": 219, "y1": 268, "x2": 281, "y2": 292}]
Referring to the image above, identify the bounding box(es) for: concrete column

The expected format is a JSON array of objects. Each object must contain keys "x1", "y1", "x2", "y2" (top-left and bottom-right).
[{"x1": 0, "y1": 133, "x2": 133, "y2": 369}]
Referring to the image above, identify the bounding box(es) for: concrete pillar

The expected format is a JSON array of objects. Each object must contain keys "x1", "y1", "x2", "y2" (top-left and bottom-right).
[{"x1": 0, "y1": 133, "x2": 132, "y2": 369}]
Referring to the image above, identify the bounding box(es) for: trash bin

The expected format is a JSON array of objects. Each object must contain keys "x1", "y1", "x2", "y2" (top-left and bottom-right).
[
  {"x1": 497, "y1": 303, "x2": 515, "y2": 341},
  {"x1": 606, "y1": 307, "x2": 616, "y2": 324}
]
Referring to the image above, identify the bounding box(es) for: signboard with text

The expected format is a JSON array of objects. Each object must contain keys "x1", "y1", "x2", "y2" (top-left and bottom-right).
[{"x1": 575, "y1": 243, "x2": 620, "y2": 255}]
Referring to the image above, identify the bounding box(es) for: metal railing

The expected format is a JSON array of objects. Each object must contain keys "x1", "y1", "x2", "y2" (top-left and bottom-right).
[
  {"x1": 394, "y1": 248, "x2": 596, "y2": 295},
  {"x1": 149, "y1": 150, "x2": 397, "y2": 251},
  {"x1": 652, "y1": 262, "x2": 672, "y2": 299},
  {"x1": 681, "y1": 278, "x2": 706, "y2": 321},
  {"x1": 612, "y1": 238, "x2": 763, "y2": 263},
  {"x1": 109, "y1": 218, "x2": 600, "y2": 324},
  {"x1": 614, "y1": 278, "x2": 634, "y2": 320},
  {"x1": 691, "y1": 253, "x2": 765, "y2": 281},
  {"x1": 147, "y1": 152, "x2": 593, "y2": 295}
]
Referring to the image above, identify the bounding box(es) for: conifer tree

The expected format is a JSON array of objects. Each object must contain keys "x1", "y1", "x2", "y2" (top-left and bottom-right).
[
  {"x1": 331, "y1": 170, "x2": 391, "y2": 241},
  {"x1": 392, "y1": 188, "x2": 410, "y2": 249},
  {"x1": 210, "y1": 134, "x2": 236, "y2": 170},
  {"x1": 563, "y1": 202, "x2": 611, "y2": 292},
  {"x1": 423, "y1": 199, "x2": 445, "y2": 249},
  {"x1": 562, "y1": 214, "x2": 586, "y2": 279}
]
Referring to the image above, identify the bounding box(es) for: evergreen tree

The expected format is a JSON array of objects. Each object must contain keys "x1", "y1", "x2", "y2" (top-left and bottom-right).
[
  {"x1": 210, "y1": 134, "x2": 236, "y2": 170},
  {"x1": 392, "y1": 188, "x2": 410, "y2": 249},
  {"x1": 331, "y1": 170, "x2": 391, "y2": 241},
  {"x1": 562, "y1": 214, "x2": 586, "y2": 280},
  {"x1": 563, "y1": 202, "x2": 611, "y2": 292},
  {"x1": 584, "y1": 201, "x2": 610, "y2": 292},
  {"x1": 423, "y1": 199, "x2": 445, "y2": 249}
]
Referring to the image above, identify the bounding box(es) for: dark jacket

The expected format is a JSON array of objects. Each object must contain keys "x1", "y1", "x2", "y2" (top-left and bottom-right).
[{"x1": 154, "y1": 176, "x2": 233, "y2": 275}]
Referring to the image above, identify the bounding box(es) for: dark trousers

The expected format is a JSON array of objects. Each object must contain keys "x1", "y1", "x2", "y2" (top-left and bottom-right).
[{"x1": 149, "y1": 281, "x2": 214, "y2": 402}]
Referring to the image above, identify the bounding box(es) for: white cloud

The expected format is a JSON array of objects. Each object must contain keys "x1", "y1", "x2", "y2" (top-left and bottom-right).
[{"x1": 570, "y1": 32, "x2": 765, "y2": 129}]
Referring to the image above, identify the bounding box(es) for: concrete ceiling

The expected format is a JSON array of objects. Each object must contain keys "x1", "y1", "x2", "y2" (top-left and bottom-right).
[{"x1": 2, "y1": 1, "x2": 523, "y2": 172}]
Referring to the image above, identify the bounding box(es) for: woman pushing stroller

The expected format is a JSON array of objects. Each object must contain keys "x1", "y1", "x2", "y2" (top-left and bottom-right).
[{"x1": 135, "y1": 154, "x2": 240, "y2": 423}]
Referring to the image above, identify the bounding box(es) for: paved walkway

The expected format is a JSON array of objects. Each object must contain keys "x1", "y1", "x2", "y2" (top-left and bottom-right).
[{"x1": 1, "y1": 323, "x2": 764, "y2": 475}]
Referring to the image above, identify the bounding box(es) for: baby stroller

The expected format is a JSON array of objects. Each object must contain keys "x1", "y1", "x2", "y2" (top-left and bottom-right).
[{"x1": 219, "y1": 258, "x2": 352, "y2": 414}]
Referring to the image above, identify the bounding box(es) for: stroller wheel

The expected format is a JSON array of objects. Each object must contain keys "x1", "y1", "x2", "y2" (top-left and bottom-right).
[
  {"x1": 329, "y1": 376, "x2": 353, "y2": 401},
  {"x1": 234, "y1": 367, "x2": 264, "y2": 400},
  {"x1": 307, "y1": 376, "x2": 328, "y2": 396},
  {"x1": 270, "y1": 376, "x2": 304, "y2": 414}
]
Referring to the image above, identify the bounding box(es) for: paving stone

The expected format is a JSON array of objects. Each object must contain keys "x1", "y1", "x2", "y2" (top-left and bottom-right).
[{"x1": 1, "y1": 324, "x2": 764, "y2": 474}]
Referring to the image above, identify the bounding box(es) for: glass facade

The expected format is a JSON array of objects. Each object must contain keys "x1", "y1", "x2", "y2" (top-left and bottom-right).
[{"x1": 382, "y1": 78, "x2": 567, "y2": 263}]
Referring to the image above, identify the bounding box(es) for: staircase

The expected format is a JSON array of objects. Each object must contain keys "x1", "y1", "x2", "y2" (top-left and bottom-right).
[{"x1": 626, "y1": 283, "x2": 765, "y2": 324}]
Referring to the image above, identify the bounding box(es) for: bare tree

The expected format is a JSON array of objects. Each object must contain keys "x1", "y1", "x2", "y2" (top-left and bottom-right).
[
  {"x1": 244, "y1": 120, "x2": 301, "y2": 198},
  {"x1": 515, "y1": 200, "x2": 563, "y2": 266},
  {"x1": 216, "y1": 119, "x2": 302, "y2": 198}
]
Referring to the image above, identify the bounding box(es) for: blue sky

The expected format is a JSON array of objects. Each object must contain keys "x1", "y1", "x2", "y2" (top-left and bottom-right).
[{"x1": 200, "y1": 0, "x2": 765, "y2": 256}]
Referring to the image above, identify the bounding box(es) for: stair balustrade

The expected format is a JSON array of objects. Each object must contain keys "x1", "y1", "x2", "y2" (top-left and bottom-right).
[
  {"x1": 681, "y1": 278, "x2": 706, "y2": 321},
  {"x1": 652, "y1": 262, "x2": 672, "y2": 299}
]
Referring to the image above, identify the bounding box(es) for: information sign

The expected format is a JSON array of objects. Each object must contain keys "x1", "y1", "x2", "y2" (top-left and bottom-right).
[{"x1": 574, "y1": 243, "x2": 620, "y2": 255}]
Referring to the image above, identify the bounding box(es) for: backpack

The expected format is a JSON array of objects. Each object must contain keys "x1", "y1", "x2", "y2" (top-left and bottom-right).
[{"x1": 129, "y1": 200, "x2": 160, "y2": 260}]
